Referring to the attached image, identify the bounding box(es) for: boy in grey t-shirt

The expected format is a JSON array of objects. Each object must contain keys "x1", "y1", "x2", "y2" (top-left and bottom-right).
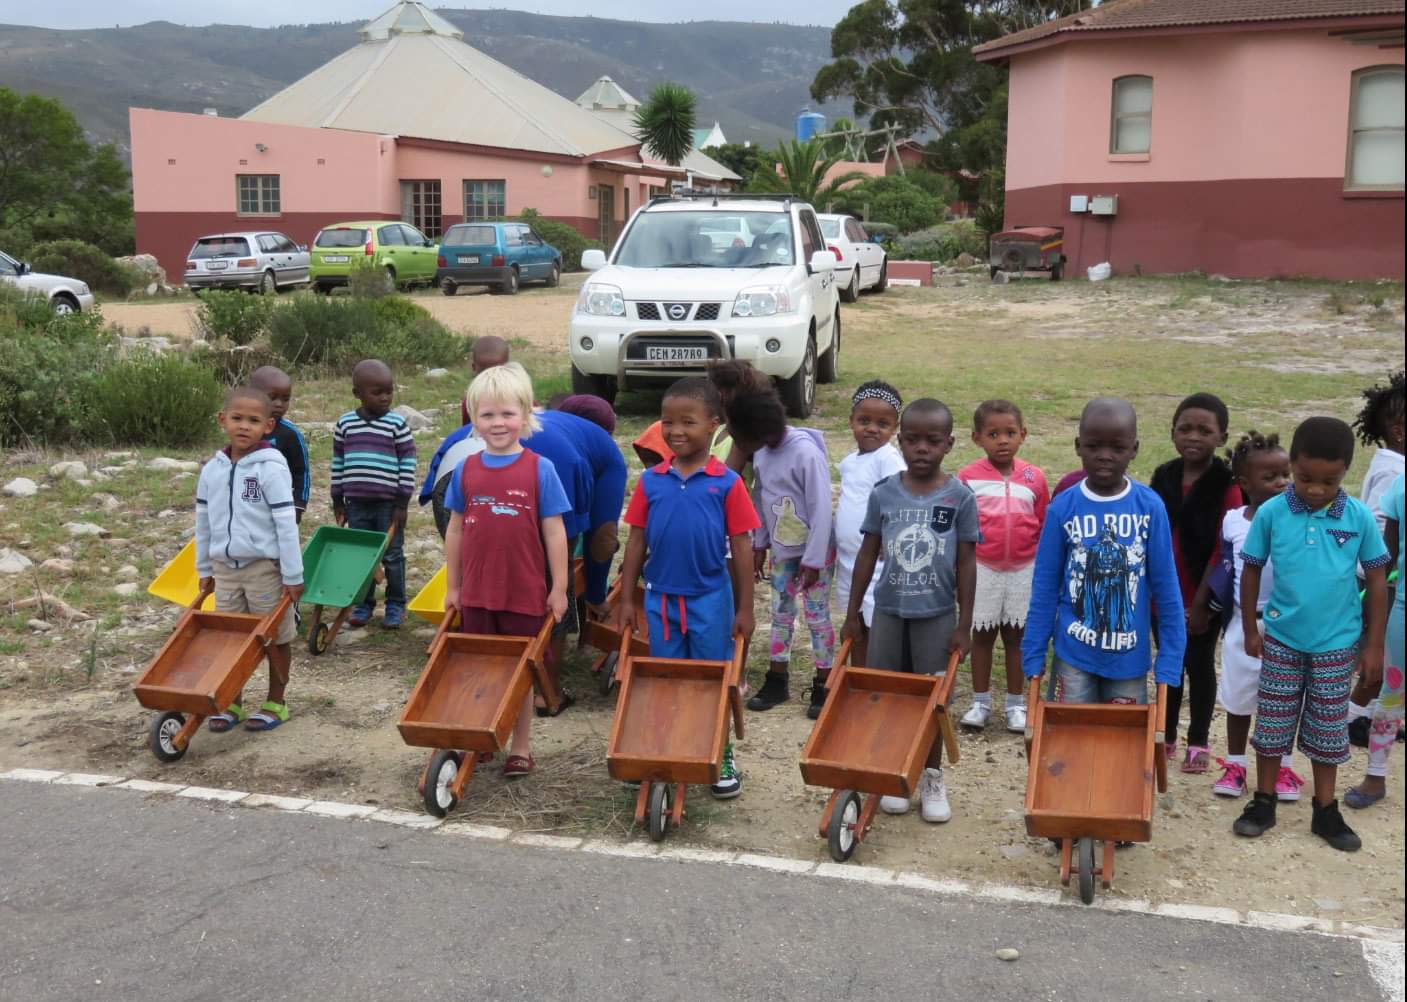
[{"x1": 844, "y1": 399, "x2": 979, "y2": 823}]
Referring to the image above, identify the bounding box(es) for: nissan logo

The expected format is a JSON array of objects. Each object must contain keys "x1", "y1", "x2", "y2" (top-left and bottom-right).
[{"x1": 668, "y1": 304, "x2": 688, "y2": 321}]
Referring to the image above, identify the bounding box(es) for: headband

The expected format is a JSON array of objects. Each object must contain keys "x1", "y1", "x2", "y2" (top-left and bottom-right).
[{"x1": 852, "y1": 385, "x2": 902, "y2": 414}]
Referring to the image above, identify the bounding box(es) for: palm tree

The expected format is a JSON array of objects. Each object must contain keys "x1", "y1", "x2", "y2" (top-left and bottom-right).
[
  {"x1": 634, "y1": 83, "x2": 696, "y2": 167},
  {"x1": 749, "y1": 138, "x2": 869, "y2": 208}
]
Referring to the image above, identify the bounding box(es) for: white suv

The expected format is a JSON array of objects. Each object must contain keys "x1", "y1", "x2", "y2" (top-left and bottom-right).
[{"x1": 569, "y1": 194, "x2": 841, "y2": 417}]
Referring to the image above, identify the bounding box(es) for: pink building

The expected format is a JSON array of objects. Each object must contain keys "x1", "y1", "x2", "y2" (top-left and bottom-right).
[
  {"x1": 131, "y1": 2, "x2": 737, "y2": 282},
  {"x1": 975, "y1": 0, "x2": 1405, "y2": 280}
]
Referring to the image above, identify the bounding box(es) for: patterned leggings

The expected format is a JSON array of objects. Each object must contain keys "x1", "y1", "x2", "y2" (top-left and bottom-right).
[
  {"x1": 1367, "y1": 608, "x2": 1405, "y2": 778},
  {"x1": 1251, "y1": 635, "x2": 1357, "y2": 765},
  {"x1": 768, "y1": 556, "x2": 836, "y2": 673}
]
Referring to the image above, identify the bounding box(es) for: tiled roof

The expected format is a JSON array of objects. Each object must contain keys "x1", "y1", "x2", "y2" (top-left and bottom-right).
[{"x1": 974, "y1": 0, "x2": 1405, "y2": 57}]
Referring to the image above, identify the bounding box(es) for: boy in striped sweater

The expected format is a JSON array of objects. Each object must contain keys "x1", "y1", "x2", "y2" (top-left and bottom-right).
[{"x1": 332, "y1": 358, "x2": 417, "y2": 628}]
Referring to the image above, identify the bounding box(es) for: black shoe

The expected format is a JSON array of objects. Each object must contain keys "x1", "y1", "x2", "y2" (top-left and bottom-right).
[
  {"x1": 1311, "y1": 798, "x2": 1362, "y2": 852},
  {"x1": 746, "y1": 671, "x2": 790, "y2": 711},
  {"x1": 1233, "y1": 791, "x2": 1278, "y2": 837},
  {"x1": 806, "y1": 676, "x2": 828, "y2": 720},
  {"x1": 1348, "y1": 715, "x2": 1371, "y2": 748}
]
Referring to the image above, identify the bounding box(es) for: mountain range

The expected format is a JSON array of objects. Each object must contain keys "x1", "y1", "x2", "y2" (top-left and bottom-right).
[{"x1": 0, "y1": 7, "x2": 850, "y2": 158}]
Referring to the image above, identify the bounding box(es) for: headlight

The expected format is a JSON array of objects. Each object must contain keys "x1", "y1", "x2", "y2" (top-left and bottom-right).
[
  {"x1": 578, "y1": 282, "x2": 625, "y2": 317},
  {"x1": 732, "y1": 286, "x2": 792, "y2": 318},
  {"x1": 76, "y1": 283, "x2": 90, "y2": 295}
]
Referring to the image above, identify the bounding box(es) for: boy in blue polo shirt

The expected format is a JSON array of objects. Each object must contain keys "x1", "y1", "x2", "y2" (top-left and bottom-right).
[
  {"x1": 619, "y1": 377, "x2": 759, "y2": 799},
  {"x1": 1233, "y1": 417, "x2": 1390, "y2": 851}
]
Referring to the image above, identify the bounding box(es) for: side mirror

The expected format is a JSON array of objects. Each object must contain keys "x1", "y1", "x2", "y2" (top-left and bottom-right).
[
  {"x1": 809, "y1": 250, "x2": 838, "y2": 273},
  {"x1": 297, "y1": 244, "x2": 308, "y2": 253},
  {"x1": 17, "y1": 261, "x2": 30, "y2": 276},
  {"x1": 581, "y1": 249, "x2": 608, "y2": 272}
]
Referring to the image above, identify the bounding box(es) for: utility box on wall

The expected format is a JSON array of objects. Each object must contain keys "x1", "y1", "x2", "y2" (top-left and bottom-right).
[
  {"x1": 1090, "y1": 194, "x2": 1118, "y2": 216},
  {"x1": 1069, "y1": 194, "x2": 1089, "y2": 213}
]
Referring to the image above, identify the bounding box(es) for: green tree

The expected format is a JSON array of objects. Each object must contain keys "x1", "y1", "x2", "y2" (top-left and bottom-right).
[
  {"x1": 634, "y1": 82, "x2": 697, "y2": 167},
  {"x1": 835, "y1": 173, "x2": 954, "y2": 233},
  {"x1": 710, "y1": 143, "x2": 765, "y2": 184},
  {"x1": 748, "y1": 138, "x2": 869, "y2": 209}
]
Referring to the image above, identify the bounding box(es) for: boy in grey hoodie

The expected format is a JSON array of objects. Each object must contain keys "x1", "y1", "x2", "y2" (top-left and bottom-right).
[
  {"x1": 196, "y1": 386, "x2": 305, "y2": 733},
  {"x1": 726, "y1": 387, "x2": 837, "y2": 715}
]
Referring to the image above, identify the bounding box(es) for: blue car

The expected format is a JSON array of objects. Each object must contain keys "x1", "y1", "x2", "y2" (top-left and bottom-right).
[{"x1": 436, "y1": 221, "x2": 562, "y2": 296}]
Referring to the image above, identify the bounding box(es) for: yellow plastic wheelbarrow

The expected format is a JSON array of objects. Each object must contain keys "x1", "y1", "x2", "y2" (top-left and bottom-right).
[{"x1": 147, "y1": 541, "x2": 216, "y2": 610}]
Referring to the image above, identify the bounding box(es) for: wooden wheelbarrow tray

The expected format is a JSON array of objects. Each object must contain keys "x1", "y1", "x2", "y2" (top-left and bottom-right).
[
  {"x1": 577, "y1": 576, "x2": 650, "y2": 695},
  {"x1": 606, "y1": 634, "x2": 747, "y2": 841},
  {"x1": 399, "y1": 611, "x2": 562, "y2": 817},
  {"x1": 133, "y1": 585, "x2": 293, "y2": 763},
  {"x1": 1023, "y1": 680, "x2": 1168, "y2": 904},
  {"x1": 800, "y1": 639, "x2": 961, "y2": 862}
]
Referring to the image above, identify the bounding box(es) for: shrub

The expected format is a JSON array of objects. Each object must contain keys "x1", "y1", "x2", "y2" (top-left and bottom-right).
[
  {"x1": 268, "y1": 293, "x2": 466, "y2": 370},
  {"x1": 367, "y1": 295, "x2": 432, "y2": 330},
  {"x1": 26, "y1": 239, "x2": 141, "y2": 297},
  {"x1": 85, "y1": 352, "x2": 221, "y2": 448},
  {"x1": 348, "y1": 258, "x2": 394, "y2": 299},
  {"x1": 375, "y1": 315, "x2": 463, "y2": 368},
  {"x1": 837, "y1": 175, "x2": 952, "y2": 234},
  {"x1": 195, "y1": 289, "x2": 274, "y2": 345},
  {"x1": 895, "y1": 220, "x2": 989, "y2": 263},
  {"x1": 193, "y1": 342, "x2": 287, "y2": 386},
  {"x1": 518, "y1": 208, "x2": 602, "y2": 271}
]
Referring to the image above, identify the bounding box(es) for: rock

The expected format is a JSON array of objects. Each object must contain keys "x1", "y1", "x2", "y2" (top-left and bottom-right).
[
  {"x1": 1312, "y1": 898, "x2": 1343, "y2": 912},
  {"x1": 1210, "y1": 274, "x2": 1235, "y2": 283},
  {"x1": 956, "y1": 252, "x2": 977, "y2": 268},
  {"x1": 123, "y1": 336, "x2": 172, "y2": 354},
  {"x1": 3, "y1": 477, "x2": 38, "y2": 498},
  {"x1": 337, "y1": 629, "x2": 367, "y2": 647},
  {"x1": 91, "y1": 493, "x2": 122, "y2": 512},
  {"x1": 0, "y1": 548, "x2": 34, "y2": 574},
  {"x1": 998, "y1": 844, "x2": 1027, "y2": 860},
  {"x1": 425, "y1": 368, "x2": 450, "y2": 379},
  {"x1": 49, "y1": 461, "x2": 88, "y2": 480},
  {"x1": 40, "y1": 558, "x2": 74, "y2": 575},
  {"x1": 27, "y1": 618, "x2": 51, "y2": 633},
  {"x1": 113, "y1": 582, "x2": 139, "y2": 597},
  {"x1": 147, "y1": 458, "x2": 199, "y2": 473},
  {"x1": 995, "y1": 948, "x2": 1020, "y2": 962},
  {"x1": 117, "y1": 564, "x2": 139, "y2": 579},
  {"x1": 104, "y1": 451, "x2": 136, "y2": 460},
  {"x1": 117, "y1": 254, "x2": 167, "y2": 288},
  {"x1": 394, "y1": 405, "x2": 431, "y2": 431},
  {"x1": 66, "y1": 522, "x2": 109, "y2": 538}
]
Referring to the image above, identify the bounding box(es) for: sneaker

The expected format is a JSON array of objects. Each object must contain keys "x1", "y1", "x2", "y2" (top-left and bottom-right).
[
  {"x1": 879, "y1": 794, "x2": 911, "y2": 814},
  {"x1": 711, "y1": 743, "x2": 742, "y2": 799},
  {"x1": 1275, "y1": 766, "x2": 1305, "y2": 802},
  {"x1": 918, "y1": 767, "x2": 952, "y2": 823},
  {"x1": 1310, "y1": 798, "x2": 1361, "y2": 852},
  {"x1": 347, "y1": 602, "x2": 374, "y2": 628},
  {"x1": 1233, "y1": 791, "x2": 1277, "y2": 837},
  {"x1": 746, "y1": 672, "x2": 790, "y2": 711},
  {"x1": 1004, "y1": 704, "x2": 1027, "y2": 734},
  {"x1": 383, "y1": 604, "x2": 406, "y2": 629},
  {"x1": 960, "y1": 701, "x2": 991, "y2": 730},
  {"x1": 1212, "y1": 758, "x2": 1248, "y2": 798},
  {"x1": 1347, "y1": 715, "x2": 1371, "y2": 749},
  {"x1": 806, "y1": 676, "x2": 828, "y2": 721}
]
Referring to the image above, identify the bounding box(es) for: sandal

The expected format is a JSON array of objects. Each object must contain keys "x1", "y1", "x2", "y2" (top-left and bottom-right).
[
  {"x1": 207, "y1": 704, "x2": 246, "y2": 732},
  {"x1": 1181, "y1": 746, "x2": 1211, "y2": 774},
  {"x1": 244, "y1": 701, "x2": 289, "y2": 732},
  {"x1": 535, "y1": 691, "x2": 576, "y2": 718},
  {"x1": 503, "y1": 754, "x2": 534, "y2": 778}
]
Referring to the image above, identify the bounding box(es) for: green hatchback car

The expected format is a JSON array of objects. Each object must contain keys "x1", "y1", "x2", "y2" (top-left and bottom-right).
[{"x1": 309, "y1": 221, "x2": 439, "y2": 292}]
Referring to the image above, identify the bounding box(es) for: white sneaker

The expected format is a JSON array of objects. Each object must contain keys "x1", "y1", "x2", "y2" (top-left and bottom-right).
[
  {"x1": 1004, "y1": 704, "x2": 1027, "y2": 733},
  {"x1": 960, "y1": 701, "x2": 991, "y2": 730},
  {"x1": 919, "y1": 767, "x2": 951, "y2": 823},
  {"x1": 879, "y1": 795, "x2": 911, "y2": 815}
]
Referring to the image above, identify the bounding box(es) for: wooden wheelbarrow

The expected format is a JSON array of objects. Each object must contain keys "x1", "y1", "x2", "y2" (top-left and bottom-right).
[{"x1": 577, "y1": 576, "x2": 650, "y2": 695}]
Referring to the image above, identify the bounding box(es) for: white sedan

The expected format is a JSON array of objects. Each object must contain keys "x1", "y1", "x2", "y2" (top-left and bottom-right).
[
  {"x1": 818, "y1": 213, "x2": 887, "y2": 303},
  {"x1": 0, "y1": 249, "x2": 96, "y2": 314}
]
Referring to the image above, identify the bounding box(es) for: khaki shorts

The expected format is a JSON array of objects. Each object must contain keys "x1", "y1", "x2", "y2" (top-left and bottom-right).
[{"x1": 213, "y1": 559, "x2": 297, "y2": 646}]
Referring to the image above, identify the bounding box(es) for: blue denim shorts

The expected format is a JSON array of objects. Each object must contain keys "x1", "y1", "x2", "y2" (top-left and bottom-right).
[{"x1": 1053, "y1": 657, "x2": 1148, "y2": 705}]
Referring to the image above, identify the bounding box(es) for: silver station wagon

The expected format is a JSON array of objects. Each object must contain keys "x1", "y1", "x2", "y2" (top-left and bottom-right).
[{"x1": 185, "y1": 231, "x2": 310, "y2": 294}]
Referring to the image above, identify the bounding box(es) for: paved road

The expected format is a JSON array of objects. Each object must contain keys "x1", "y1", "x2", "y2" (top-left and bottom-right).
[{"x1": 0, "y1": 782, "x2": 1392, "y2": 1001}]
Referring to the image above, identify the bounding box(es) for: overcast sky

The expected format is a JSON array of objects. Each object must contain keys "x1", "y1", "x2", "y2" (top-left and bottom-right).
[{"x1": 1, "y1": 1, "x2": 855, "y2": 29}]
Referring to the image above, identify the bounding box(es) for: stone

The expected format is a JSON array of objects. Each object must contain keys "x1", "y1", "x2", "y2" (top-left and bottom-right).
[
  {"x1": 40, "y1": 559, "x2": 74, "y2": 574},
  {"x1": 425, "y1": 368, "x2": 450, "y2": 379},
  {"x1": 147, "y1": 458, "x2": 199, "y2": 473},
  {"x1": 66, "y1": 523, "x2": 109, "y2": 538},
  {"x1": 49, "y1": 461, "x2": 88, "y2": 480},
  {"x1": 27, "y1": 618, "x2": 52, "y2": 632},
  {"x1": 117, "y1": 254, "x2": 167, "y2": 288},
  {"x1": 104, "y1": 451, "x2": 136, "y2": 460},
  {"x1": 91, "y1": 494, "x2": 122, "y2": 512},
  {"x1": 3, "y1": 477, "x2": 38, "y2": 498},
  {"x1": 394, "y1": 405, "x2": 431, "y2": 431},
  {"x1": 998, "y1": 844, "x2": 1027, "y2": 860},
  {"x1": 117, "y1": 564, "x2": 139, "y2": 579},
  {"x1": 0, "y1": 548, "x2": 34, "y2": 574},
  {"x1": 995, "y1": 948, "x2": 1020, "y2": 962},
  {"x1": 955, "y1": 252, "x2": 978, "y2": 268},
  {"x1": 113, "y1": 583, "x2": 139, "y2": 597}
]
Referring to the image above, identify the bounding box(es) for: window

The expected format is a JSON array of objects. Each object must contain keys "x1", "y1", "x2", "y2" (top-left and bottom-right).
[
  {"x1": 799, "y1": 210, "x2": 822, "y2": 262},
  {"x1": 377, "y1": 225, "x2": 405, "y2": 246},
  {"x1": 846, "y1": 219, "x2": 869, "y2": 242},
  {"x1": 400, "y1": 180, "x2": 442, "y2": 238},
  {"x1": 1347, "y1": 66, "x2": 1405, "y2": 190},
  {"x1": 236, "y1": 174, "x2": 280, "y2": 215},
  {"x1": 445, "y1": 224, "x2": 496, "y2": 246},
  {"x1": 464, "y1": 180, "x2": 506, "y2": 220},
  {"x1": 400, "y1": 224, "x2": 430, "y2": 247},
  {"x1": 1110, "y1": 76, "x2": 1153, "y2": 154},
  {"x1": 521, "y1": 226, "x2": 543, "y2": 246},
  {"x1": 505, "y1": 226, "x2": 523, "y2": 247},
  {"x1": 0, "y1": 252, "x2": 19, "y2": 277}
]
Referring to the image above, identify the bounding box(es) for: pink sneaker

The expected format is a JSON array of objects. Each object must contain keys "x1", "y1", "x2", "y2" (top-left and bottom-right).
[
  {"x1": 1275, "y1": 766, "x2": 1305, "y2": 802},
  {"x1": 1212, "y1": 758, "x2": 1247, "y2": 797}
]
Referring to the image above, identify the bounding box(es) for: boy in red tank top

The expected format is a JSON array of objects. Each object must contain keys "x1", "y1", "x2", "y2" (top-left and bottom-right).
[{"x1": 444, "y1": 363, "x2": 571, "y2": 778}]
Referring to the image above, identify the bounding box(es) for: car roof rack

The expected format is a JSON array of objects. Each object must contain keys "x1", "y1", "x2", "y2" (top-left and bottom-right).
[{"x1": 644, "y1": 190, "x2": 799, "y2": 209}]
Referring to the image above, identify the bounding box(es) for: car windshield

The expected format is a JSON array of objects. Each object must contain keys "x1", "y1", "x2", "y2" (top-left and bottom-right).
[
  {"x1": 190, "y1": 237, "x2": 251, "y2": 259},
  {"x1": 819, "y1": 219, "x2": 842, "y2": 239},
  {"x1": 315, "y1": 228, "x2": 368, "y2": 248},
  {"x1": 614, "y1": 210, "x2": 794, "y2": 268},
  {"x1": 444, "y1": 225, "x2": 497, "y2": 246}
]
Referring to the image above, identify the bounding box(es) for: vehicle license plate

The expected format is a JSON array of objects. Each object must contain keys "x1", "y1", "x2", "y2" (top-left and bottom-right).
[
  {"x1": 323, "y1": 255, "x2": 350, "y2": 263},
  {"x1": 206, "y1": 261, "x2": 227, "y2": 270},
  {"x1": 457, "y1": 255, "x2": 480, "y2": 265},
  {"x1": 646, "y1": 346, "x2": 708, "y2": 362}
]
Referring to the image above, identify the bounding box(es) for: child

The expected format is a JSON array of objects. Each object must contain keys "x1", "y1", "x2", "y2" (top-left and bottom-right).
[
  {"x1": 1347, "y1": 370, "x2": 1404, "y2": 746},
  {"x1": 1191, "y1": 432, "x2": 1296, "y2": 798},
  {"x1": 1021, "y1": 397, "x2": 1186, "y2": 710},
  {"x1": 843, "y1": 399, "x2": 978, "y2": 822},
  {"x1": 958, "y1": 400, "x2": 1049, "y2": 733},
  {"x1": 1346, "y1": 472, "x2": 1403, "y2": 809},
  {"x1": 1233, "y1": 417, "x2": 1390, "y2": 851},
  {"x1": 1151, "y1": 393, "x2": 1242, "y2": 773},
  {"x1": 331, "y1": 359, "x2": 416, "y2": 629},
  {"x1": 196, "y1": 386, "x2": 304, "y2": 733},
  {"x1": 727, "y1": 384, "x2": 836, "y2": 716},
  {"x1": 618, "y1": 377, "x2": 758, "y2": 798},
  {"x1": 443, "y1": 364, "x2": 571, "y2": 778},
  {"x1": 458, "y1": 335, "x2": 512, "y2": 425},
  {"x1": 250, "y1": 365, "x2": 309, "y2": 523},
  {"x1": 834, "y1": 381, "x2": 905, "y2": 678}
]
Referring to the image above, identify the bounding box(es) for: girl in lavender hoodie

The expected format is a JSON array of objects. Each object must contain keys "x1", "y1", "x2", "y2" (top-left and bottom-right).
[{"x1": 725, "y1": 384, "x2": 836, "y2": 715}]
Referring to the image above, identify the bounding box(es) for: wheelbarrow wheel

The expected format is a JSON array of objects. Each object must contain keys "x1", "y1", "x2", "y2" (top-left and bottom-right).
[
  {"x1": 423, "y1": 750, "x2": 461, "y2": 818},
  {"x1": 647, "y1": 782, "x2": 671, "y2": 842},
  {"x1": 1077, "y1": 837, "x2": 1096, "y2": 905},
  {"x1": 827, "y1": 790, "x2": 862, "y2": 862},
  {"x1": 149, "y1": 711, "x2": 188, "y2": 763},
  {"x1": 598, "y1": 651, "x2": 619, "y2": 696},
  {"x1": 307, "y1": 622, "x2": 331, "y2": 656}
]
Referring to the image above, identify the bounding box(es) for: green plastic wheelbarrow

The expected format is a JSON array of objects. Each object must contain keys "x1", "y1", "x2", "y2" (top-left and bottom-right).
[{"x1": 300, "y1": 526, "x2": 392, "y2": 655}]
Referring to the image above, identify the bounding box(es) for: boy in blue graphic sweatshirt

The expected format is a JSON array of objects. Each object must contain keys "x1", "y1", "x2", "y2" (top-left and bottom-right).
[
  {"x1": 196, "y1": 386, "x2": 305, "y2": 734},
  {"x1": 1022, "y1": 398, "x2": 1186, "y2": 703}
]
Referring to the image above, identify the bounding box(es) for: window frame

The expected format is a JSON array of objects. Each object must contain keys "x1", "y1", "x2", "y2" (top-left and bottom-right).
[
  {"x1": 463, "y1": 179, "x2": 507, "y2": 220},
  {"x1": 399, "y1": 179, "x2": 442, "y2": 239},
  {"x1": 235, "y1": 174, "x2": 281, "y2": 217},
  {"x1": 1345, "y1": 65, "x2": 1405, "y2": 193},
  {"x1": 1109, "y1": 75, "x2": 1154, "y2": 156}
]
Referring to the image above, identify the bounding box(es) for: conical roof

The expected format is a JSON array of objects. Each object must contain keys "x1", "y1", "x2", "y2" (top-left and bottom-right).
[
  {"x1": 576, "y1": 76, "x2": 640, "y2": 112},
  {"x1": 241, "y1": 2, "x2": 636, "y2": 158}
]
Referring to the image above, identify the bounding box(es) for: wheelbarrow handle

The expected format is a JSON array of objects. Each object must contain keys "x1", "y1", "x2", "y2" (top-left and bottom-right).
[
  {"x1": 253, "y1": 592, "x2": 295, "y2": 649},
  {"x1": 826, "y1": 638, "x2": 853, "y2": 690},
  {"x1": 1154, "y1": 683, "x2": 1169, "y2": 793},
  {"x1": 428, "y1": 606, "x2": 458, "y2": 654},
  {"x1": 188, "y1": 580, "x2": 215, "y2": 611}
]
